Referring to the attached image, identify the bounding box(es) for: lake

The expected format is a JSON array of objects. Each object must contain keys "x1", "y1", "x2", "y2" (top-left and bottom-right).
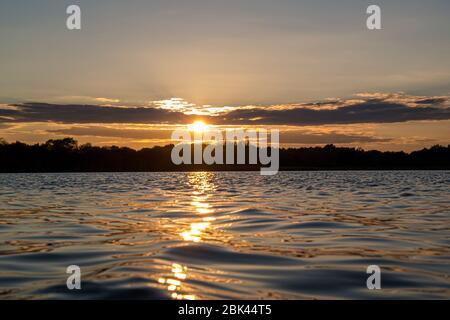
[{"x1": 0, "y1": 171, "x2": 449, "y2": 299}]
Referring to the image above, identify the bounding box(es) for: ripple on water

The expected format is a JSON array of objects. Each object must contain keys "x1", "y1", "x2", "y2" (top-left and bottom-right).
[{"x1": 0, "y1": 171, "x2": 449, "y2": 299}]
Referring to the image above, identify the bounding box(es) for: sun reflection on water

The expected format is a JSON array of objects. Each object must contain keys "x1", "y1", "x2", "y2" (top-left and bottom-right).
[
  {"x1": 181, "y1": 221, "x2": 212, "y2": 242},
  {"x1": 180, "y1": 172, "x2": 217, "y2": 243},
  {"x1": 159, "y1": 172, "x2": 218, "y2": 299},
  {"x1": 158, "y1": 263, "x2": 195, "y2": 300}
]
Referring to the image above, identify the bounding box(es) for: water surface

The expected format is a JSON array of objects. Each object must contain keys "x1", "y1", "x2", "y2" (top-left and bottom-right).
[{"x1": 0, "y1": 171, "x2": 449, "y2": 299}]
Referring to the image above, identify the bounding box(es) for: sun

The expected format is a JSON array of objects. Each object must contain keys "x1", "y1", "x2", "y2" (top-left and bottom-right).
[{"x1": 190, "y1": 121, "x2": 209, "y2": 133}]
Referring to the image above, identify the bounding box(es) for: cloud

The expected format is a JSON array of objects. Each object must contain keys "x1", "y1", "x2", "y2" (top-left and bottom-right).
[
  {"x1": 95, "y1": 97, "x2": 121, "y2": 104},
  {"x1": 221, "y1": 101, "x2": 450, "y2": 125},
  {"x1": 0, "y1": 103, "x2": 195, "y2": 124},
  {"x1": 414, "y1": 98, "x2": 447, "y2": 105},
  {"x1": 0, "y1": 93, "x2": 449, "y2": 126}
]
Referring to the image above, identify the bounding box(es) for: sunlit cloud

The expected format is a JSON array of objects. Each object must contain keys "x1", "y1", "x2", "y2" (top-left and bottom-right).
[
  {"x1": 33, "y1": 96, "x2": 122, "y2": 106},
  {"x1": 152, "y1": 98, "x2": 196, "y2": 112},
  {"x1": 151, "y1": 97, "x2": 237, "y2": 116},
  {"x1": 95, "y1": 97, "x2": 121, "y2": 104}
]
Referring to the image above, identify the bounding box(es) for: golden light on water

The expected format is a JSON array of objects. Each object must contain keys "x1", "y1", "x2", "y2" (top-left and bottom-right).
[
  {"x1": 180, "y1": 221, "x2": 212, "y2": 242},
  {"x1": 158, "y1": 263, "x2": 195, "y2": 300},
  {"x1": 191, "y1": 199, "x2": 214, "y2": 215},
  {"x1": 158, "y1": 172, "x2": 219, "y2": 300},
  {"x1": 180, "y1": 172, "x2": 217, "y2": 242}
]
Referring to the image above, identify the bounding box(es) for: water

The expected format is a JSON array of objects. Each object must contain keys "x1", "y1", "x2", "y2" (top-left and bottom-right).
[{"x1": 0, "y1": 171, "x2": 449, "y2": 299}]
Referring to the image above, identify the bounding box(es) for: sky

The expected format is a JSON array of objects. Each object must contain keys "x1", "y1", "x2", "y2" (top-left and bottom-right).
[{"x1": 0, "y1": 0, "x2": 449, "y2": 151}]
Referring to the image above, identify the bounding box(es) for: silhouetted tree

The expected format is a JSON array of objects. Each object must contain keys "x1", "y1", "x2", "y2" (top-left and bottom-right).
[{"x1": 0, "y1": 138, "x2": 448, "y2": 172}]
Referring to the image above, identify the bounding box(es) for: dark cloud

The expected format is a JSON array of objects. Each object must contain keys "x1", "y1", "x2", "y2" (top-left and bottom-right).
[
  {"x1": 414, "y1": 98, "x2": 447, "y2": 105},
  {"x1": 220, "y1": 102, "x2": 450, "y2": 125},
  {"x1": 0, "y1": 103, "x2": 195, "y2": 124},
  {"x1": 0, "y1": 100, "x2": 449, "y2": 126}
]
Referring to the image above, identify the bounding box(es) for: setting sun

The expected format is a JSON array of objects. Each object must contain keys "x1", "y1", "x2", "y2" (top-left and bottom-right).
[{"x1": 189, "y1": 121, "x2": 209, "y2": 133}]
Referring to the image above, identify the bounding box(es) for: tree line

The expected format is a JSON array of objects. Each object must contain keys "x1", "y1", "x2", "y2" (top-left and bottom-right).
[{"x1": 0, "y1": 137, "x2": 449, "y2": 172}]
